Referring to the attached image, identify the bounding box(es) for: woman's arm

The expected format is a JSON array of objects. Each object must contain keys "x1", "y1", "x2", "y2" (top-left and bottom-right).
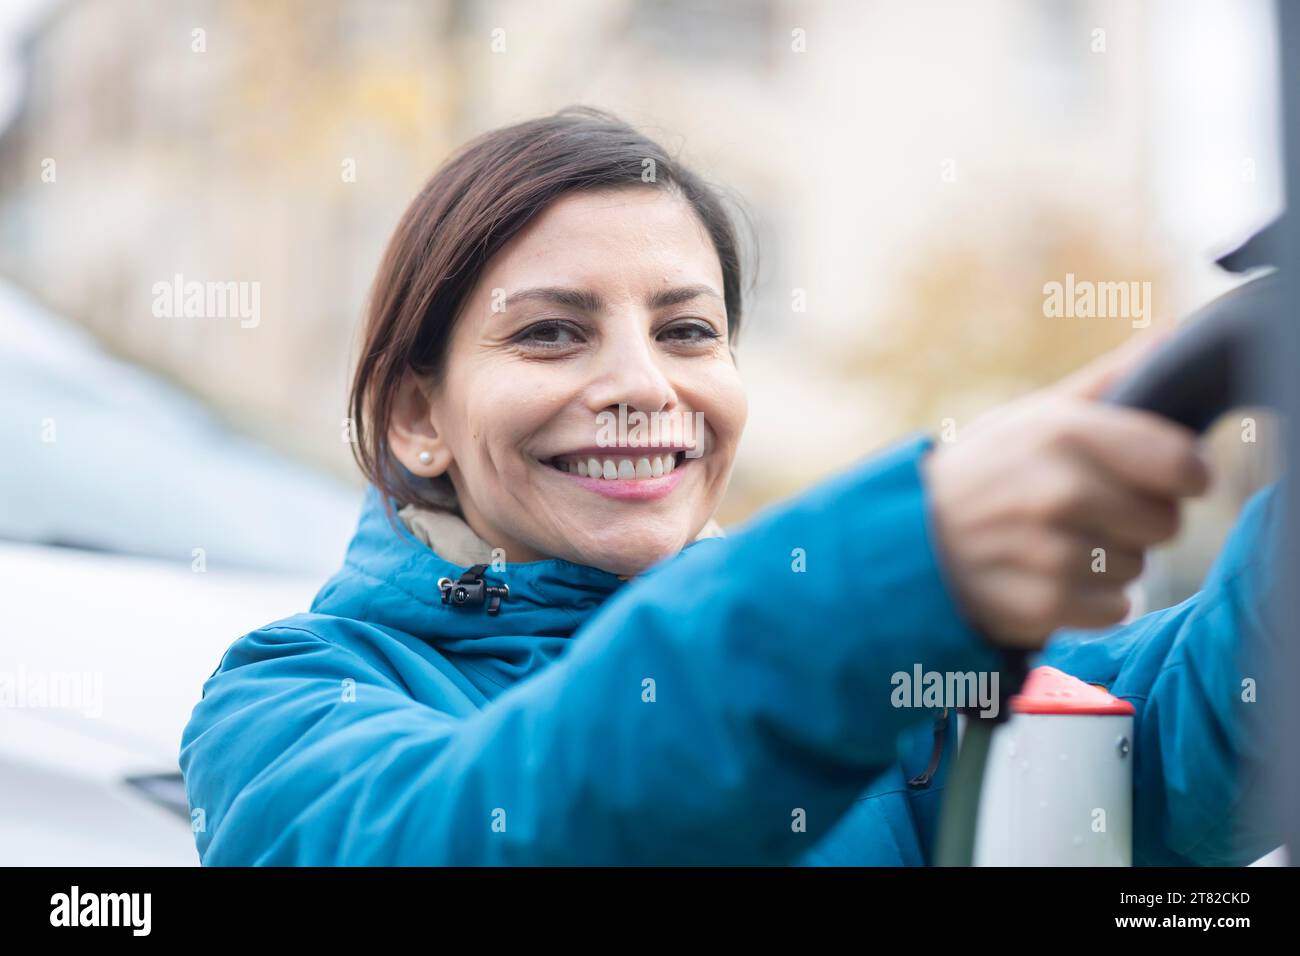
[
  {"x1": 1039, "y1": 483, "x2": 1284, "y2": 865},
  {"x1": 181, "y1": 435, "x2": 1006, "y2": 865}
]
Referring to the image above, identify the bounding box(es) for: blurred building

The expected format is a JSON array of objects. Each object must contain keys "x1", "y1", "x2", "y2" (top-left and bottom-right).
[
  {"x1": 0, "y1": 0, "x2": 1282, "y2": 583},
  {"x1": 0, "y1": 0, "x2": 460, "y2": 468}
]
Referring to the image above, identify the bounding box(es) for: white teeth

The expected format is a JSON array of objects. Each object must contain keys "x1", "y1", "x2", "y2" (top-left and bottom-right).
[{"x1": 552, "y1": 452, "x2": 685, "y2": 480}]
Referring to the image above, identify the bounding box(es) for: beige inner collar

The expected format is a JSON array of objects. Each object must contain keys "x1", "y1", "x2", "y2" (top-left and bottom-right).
[{"x1": 399, "y1": 501, "x2": 725, "y2": 569}]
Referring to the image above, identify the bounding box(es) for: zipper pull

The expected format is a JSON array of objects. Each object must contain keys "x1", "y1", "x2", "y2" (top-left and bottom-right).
[{"x1": 437, "y1": 564, "x2": 510, "y2": 616}]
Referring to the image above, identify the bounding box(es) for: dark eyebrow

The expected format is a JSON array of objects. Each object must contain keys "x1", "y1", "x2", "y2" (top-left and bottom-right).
[
  {"x1": 504, "y1": 287, "x2": 603, "y2": 312},
  {"x1": 648, "y1": 284, "x2": 723, "y2": 310},
  {"x1": 503, "y1": 284, "x2": 722, "y2": 313}
]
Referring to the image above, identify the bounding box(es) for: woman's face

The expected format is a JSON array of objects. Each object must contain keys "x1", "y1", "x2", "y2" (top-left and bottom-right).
[{"x1": 392, "y1": 186, "x2": 748, "y2": 576}]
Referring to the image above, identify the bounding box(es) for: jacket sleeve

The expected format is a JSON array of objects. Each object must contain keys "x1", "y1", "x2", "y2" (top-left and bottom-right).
[
  {"x1": 181, "y1": 435, "x2": 1007, "y2": 865},
  {"x1": 1039, "y1": 483, "x2": 1284, "y2": 866}
]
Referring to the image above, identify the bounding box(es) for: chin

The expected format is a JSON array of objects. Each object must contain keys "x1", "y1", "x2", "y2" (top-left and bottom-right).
[{"x1": 568, "y1": 526, "x2": 694, "y2": 577}]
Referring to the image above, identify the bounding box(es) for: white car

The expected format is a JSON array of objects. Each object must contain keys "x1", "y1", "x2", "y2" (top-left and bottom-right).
[
  {"x1": 1, "y1": 278, "x2": 358, "y2": 865},
  {"x1": 0, "y1": 542, "x2": 324, "y2": 865}
]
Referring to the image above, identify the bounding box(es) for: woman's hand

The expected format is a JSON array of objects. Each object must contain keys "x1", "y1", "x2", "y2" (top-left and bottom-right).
[{"x1": 923, "y1": 335, "x2": 1211, "y2": 649}]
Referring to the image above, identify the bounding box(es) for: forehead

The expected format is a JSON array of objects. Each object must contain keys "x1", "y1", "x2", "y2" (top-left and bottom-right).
[{"x1": 485, "y1": 187, "x2": 723, "y2": 288}]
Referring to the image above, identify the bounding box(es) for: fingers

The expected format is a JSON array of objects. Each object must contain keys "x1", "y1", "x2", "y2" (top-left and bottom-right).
[
  {"x1": 1026, "y1": 458, "x2": 1182, "y2": 549},
  {"x1": 1054, "y1": 402, "x2": 1211, "y2": 499},
  {"x1": 1018, "y1": 529, "x2": 1146, "y2": 583},
  {"x1": 922, "y1": 378, "x2": 1214, "y2": 649}
]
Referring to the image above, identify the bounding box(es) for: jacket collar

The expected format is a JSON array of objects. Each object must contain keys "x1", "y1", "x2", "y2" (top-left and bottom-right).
[
  {"x1": 398, "y1": 499, "x2": 724, "y2": 566},
  {"x1": 309, "y1": 487, "x2": 721, "y2": 645}
]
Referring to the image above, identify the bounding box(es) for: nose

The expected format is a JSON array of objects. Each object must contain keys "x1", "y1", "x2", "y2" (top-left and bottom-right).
[{"x1": 584, "y1": 324, "x2": 678, "y2": 417}]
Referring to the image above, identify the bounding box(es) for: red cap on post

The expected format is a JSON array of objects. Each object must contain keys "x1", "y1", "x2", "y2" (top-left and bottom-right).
[{"x1": 1010, "y1": 665, "x2": 1136, "y2": 715}]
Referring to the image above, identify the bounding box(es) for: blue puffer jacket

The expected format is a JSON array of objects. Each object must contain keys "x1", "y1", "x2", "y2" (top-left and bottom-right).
[{"x1": 179, "y1": 435, "x2": 1282, "y2": 865}]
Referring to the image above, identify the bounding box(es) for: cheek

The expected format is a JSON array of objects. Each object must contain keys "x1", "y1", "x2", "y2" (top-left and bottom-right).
[
  {"x1": 460, "y1": 377, "x2": 567, "y2": 471},
  {"x1": 697, "y1": 366, "x2": 748, "y2": 449}
]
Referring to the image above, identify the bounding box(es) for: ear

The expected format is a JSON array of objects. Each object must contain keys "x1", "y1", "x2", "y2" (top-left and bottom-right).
[{"x1": 388, "y1": 372, "x2": 454, "y2": 477}]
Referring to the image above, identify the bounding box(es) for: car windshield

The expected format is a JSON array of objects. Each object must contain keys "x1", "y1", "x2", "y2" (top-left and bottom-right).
[{"x1": 0, "y1": 279, "x2": 359, "y2": 576}]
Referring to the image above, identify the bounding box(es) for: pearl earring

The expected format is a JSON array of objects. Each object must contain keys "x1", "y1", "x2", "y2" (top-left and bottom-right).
[{"x1": 418, "y1": 451, "x2": 433, "y2": 465}]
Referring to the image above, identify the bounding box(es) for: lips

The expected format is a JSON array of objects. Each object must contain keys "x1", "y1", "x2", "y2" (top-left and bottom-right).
[
  {"x1": 538, "y1": 449, "x2": 693, "y2": 500},
  {"x1": 546, "y1": 451, "x2": 680, "y2": 480}
]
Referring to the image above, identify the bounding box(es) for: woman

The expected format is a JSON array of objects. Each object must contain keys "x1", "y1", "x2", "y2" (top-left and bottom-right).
[{"x1": 180, "y1": 107, "x2": 1281, "y2": 865}]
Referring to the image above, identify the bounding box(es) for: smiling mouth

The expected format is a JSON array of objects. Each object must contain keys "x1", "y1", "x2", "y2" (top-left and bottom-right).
[{"x1": 543, "y1": 451, "x2": 687, "y2": 480}]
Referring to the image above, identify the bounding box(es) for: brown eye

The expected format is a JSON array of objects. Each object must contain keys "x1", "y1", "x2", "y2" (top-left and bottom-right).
[
  {"x1": 515, "y1": 320, "x2": 585, "y2": 349},
  {"x1": 659, "y1": 320, "x2": 721, "y2": 344}
]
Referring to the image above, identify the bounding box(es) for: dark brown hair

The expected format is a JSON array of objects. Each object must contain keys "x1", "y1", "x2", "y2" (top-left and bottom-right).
[{"x1": 349, "y1": 106, "x2": 751, "y2": 510}]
